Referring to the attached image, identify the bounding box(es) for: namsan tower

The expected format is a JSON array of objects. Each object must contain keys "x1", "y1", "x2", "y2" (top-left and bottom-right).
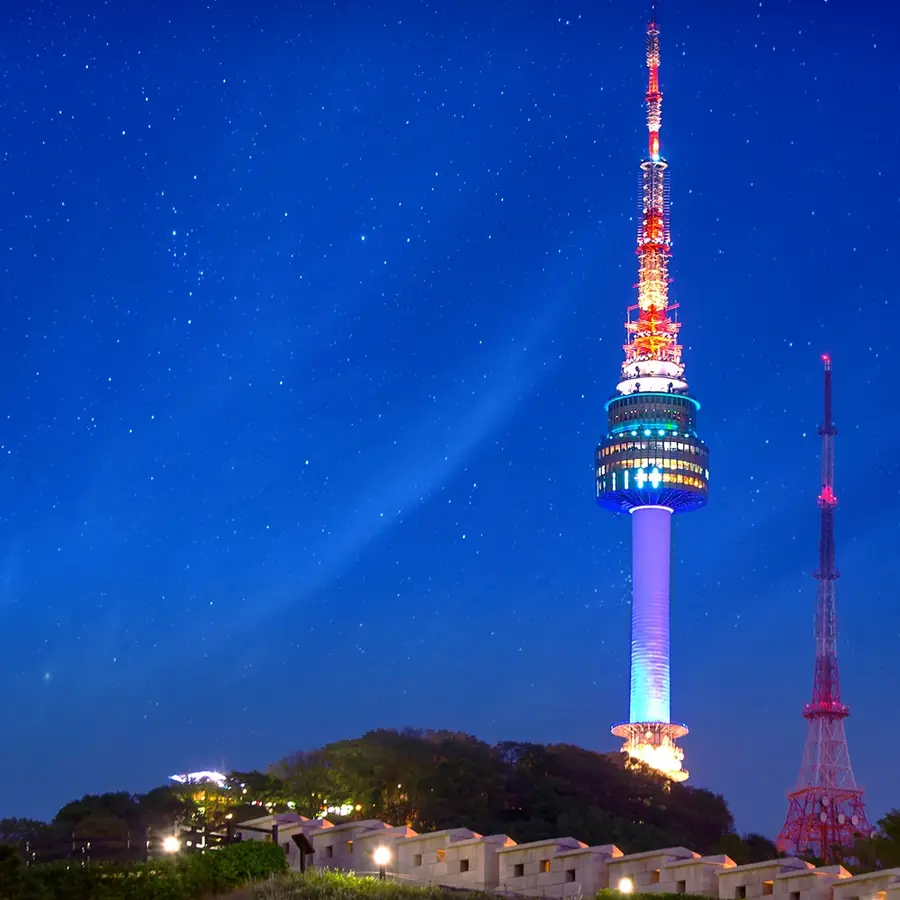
[
  {"x1": 776, "y1": 357, "x2": 872, "y2": 861},
  {"x1": 595, "y1": 11, "x2": 709, "y2": 783}
]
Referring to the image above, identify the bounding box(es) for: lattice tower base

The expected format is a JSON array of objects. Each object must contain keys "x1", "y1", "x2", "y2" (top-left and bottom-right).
[{"x1": 776, "y1": 715, "x2": 873, "y2": 859}]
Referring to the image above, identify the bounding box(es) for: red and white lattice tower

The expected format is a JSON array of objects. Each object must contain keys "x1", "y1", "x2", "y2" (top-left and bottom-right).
[{"x1": 776, "y1": 356, "x2": 872, "y2": 862}]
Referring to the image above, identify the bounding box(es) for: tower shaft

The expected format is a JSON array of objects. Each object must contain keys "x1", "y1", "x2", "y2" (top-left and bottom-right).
[
  {"x1": 776, "y1": 357, "x2": 870, "y2": 861},
  {"x1": 629, "y1": 506, "x2": 672, "y2": 724}
]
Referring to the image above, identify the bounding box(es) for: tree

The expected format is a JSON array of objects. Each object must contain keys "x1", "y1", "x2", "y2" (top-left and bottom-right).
[
  {"x1": 0, "y1": 819, "x2": 51, "y2": 846},
  {"x1": 53, "y1": 792, "x2": 141, "y2": 832},
  {"x1": 136, "y1": 785, "x2": 192, "y2": 832},
  {"x1": 271, "y1": 750, "x2": 337, "y2": 818},
  {"x1": 867, "y1": 810, "x2": 900, "y2": 869},
  {"x1": 715, "y1": 832, "x2": 780, "y2": 866},
  {"x1": 271, "y1": 730, "x2": 741, "y2": 854},
  {"x1": 0, "y1": 844, "x2": 46, "y2": 900}
]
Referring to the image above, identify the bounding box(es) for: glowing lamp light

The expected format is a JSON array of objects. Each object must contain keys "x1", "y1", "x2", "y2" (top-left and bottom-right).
[
  {"x1": 618, "y1": 877, "x2": 635, "y2": 894},
  {"x1": 649, "y1": 468, "x2": 662, "y2": 489},
  {"x1": 644, "y1": 429, "x2": 651, "y2": 436},
  {"x1": 162, "y1": 836, "x2": 181, "y2": 854},
  {"x1": 374, "y1": 845, "x2": 391, "y2": 880}
]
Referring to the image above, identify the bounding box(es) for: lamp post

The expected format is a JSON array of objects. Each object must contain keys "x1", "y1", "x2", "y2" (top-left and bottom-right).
[{"x1": 373, "y1": 845, "x2": 391, "y2": 881}]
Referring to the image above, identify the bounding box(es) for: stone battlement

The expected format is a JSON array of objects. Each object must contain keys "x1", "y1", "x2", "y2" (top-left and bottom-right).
[{"x1": 234, "y1": 814, "x2": 895, "y2": 900}]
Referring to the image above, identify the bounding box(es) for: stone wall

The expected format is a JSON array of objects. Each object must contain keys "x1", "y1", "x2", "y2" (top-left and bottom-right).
[{"x1": 234, "y1": 812, "x2": 898, "y2": 900}]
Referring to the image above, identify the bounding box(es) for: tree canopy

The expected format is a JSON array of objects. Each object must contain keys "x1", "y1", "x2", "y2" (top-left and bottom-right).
[
  {"x1": 271, "y1": 729, "x2": 753, "y2": 856},
  {"x1": 12, "y1": 730, "x2": 900, "y2": 871}
]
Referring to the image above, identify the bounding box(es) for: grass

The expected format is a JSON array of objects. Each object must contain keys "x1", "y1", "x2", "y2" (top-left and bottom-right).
[
  {"x1": 245, "y1": 871, "x2": 497, "y2": 900},
  {"x1": 241, "y1": 871, "x2": 713, "y2": 900}
]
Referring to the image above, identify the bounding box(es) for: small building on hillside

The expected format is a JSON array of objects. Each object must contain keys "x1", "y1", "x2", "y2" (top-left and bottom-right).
[
  {"x1": 352, "y1": 825, "x2": 419, "y2": 877},
  {"x1": 395, "y1": 828, "x2": 481, "y2": 885},
  {"x1": 442, "y1": 833, "x2": 517, "y2": 891},
  {"x1": 310, "y1": 820, "x2": 390, "y2": 871},
  {"x1": 536, "y1": 843, "x2": 624, "y2": 897},
  {"x1": 832, "y1": 868, "x2": 900, "y2": 900},
  {"x1": 607, "y1": 847, "x2": 699, "y2": 893},
  {"x1": 772, "y1": 864, "x2": 851, "y2": 900},
  {"x1": 717, "y1": 858, "x2": 813, "y2": 900},
  {"x1": 235, "y1": 813, "x2": 332, "y2": 871},
  {"x1": 496, "y1": 837, "x2": 588, "y2": 896},
  {"x1": 658, "y1": 854, "x2": 736, "y2": 897}
]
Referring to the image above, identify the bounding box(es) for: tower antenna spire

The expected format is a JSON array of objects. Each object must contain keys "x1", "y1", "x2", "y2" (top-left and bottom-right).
[
  {"x1": 597, "y1": 7, "x2": 709, "y2": 784},
  {"x1": 776, "y1": 355, "x2": 872, "y2": 861}
]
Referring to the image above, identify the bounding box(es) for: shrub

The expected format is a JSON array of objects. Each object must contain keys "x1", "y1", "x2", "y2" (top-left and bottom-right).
[
  {"x1": 0, "y1": 840, "x2": 287, "y2": 900},
  {"x1": 596, "y1": 890, "x2": 711, "y2": 900},
  {"x1": 245, "y1": 871, "x2": 717, "y2": 900},
  {"x1": 247, "y1": 870, "x2": 501, "y2": 900}
]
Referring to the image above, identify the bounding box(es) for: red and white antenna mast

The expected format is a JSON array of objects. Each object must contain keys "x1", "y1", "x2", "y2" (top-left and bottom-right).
[
  {"x1": 776, "y1": 356, "x2": 872, "y2": 862},
  {"x1": 616, "y1": 4, "x2": 685, "y2": 398}
]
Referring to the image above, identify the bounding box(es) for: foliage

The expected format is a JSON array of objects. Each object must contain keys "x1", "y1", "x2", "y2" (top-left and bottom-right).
[
  {"x1": 0, "y1": 818, "x2": 53, "y2": 845},
  {"x1": 45, "y1": 730, "x2": 900, "y2": 871},
  {"x1": 596, "y1": 891, "x2": 712, "y2": 900},
  {"x1": 247, "y1": 872, "x2": 715, "y2": 900},
  {"x1": 0, "y1": 840, "x2": 287, "y2": 900},
  {"x1": 714, "y1": 831, "x2": 780, "y2": 865},
  {"x1": 0, "y1": 843, "x2": 48, "y2": 900},
  {"x1": 52, "y1": 787, "x2": 192, "y2": 836},
  {"x1": 271, "y1": 729, "x2": 739, "y2": 854},
  {"x1": 850, "y1": 809, "x2": 900, "y2": 871}
]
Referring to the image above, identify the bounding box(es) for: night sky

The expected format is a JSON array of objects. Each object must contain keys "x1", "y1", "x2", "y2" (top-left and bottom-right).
[{"x1": 1, "y1": 0, "x2": 896, "y2": 837}]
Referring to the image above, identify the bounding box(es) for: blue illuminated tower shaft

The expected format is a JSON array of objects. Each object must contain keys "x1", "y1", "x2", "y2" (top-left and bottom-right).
[{"x1": 630, "y1": 506, "x2": 672, "y2": 723}]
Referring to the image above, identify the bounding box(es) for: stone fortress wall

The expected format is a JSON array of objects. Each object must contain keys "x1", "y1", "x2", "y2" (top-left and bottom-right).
[{"x1": 234, "y1": 813, "x2": 900, "y2": 900}]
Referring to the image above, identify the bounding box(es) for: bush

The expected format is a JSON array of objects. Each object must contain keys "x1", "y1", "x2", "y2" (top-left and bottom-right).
[
  {"x1": 0, "y1": 840, "x2": 287, "y2": 900},
  {"x1": 246, "y1": 870, "x2": 500, "y2": 900},
  {"x1": 244, "y1": 871, "x2": 717, "y2": 900},
  {"x1": 596, "y1": 891, "x2": 711, "y2": 900}
]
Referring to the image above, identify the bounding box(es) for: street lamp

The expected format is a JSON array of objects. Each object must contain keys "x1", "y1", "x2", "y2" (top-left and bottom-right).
[
  {"x1": 162, "y1": 836, "x2": 181, "y2": 854},
  {"x1": 373, "y1": 845, "x2": 391, "y2": 880},
  {"x1": 618, "y1": 877, "x2": 635, "y2": 894}
]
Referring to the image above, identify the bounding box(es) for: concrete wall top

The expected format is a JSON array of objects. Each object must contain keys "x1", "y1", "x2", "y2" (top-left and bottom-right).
[
  {"x1": 448, "y1": 834, "x2": 516, "y2": 849},
  {"x1": 238, "y1": 812, "x2": 310, "y2": 829},
  {"x1": 400, "y1": 827, "x2": 480, "y2": 845},
  {"x1": 811, "y1": 866, "x2": 852, "y2": 878},
  {"x1": 774, "y1": 865, "x2": 851, "y2": 883},
  {"x1": 718, "y1": 858, "x2": 812, "y2": 877},
  {"x1": 609, "y1": 847, "x2": 699, "y2": 865},
  {"x1": 663, "y1": 854, "x2": 735, "y2": 870},
  {"x1": 556, "y1": 844, "x2": 623, "y2": 860},
  {"x1": 358, "y1": 825, "x2": 418, "y2": 838},
  {"x1": 833, "y1": 868, "x2": 900, "y2": 885},
  {"x1": 317, "y1": 819, "x2": 387, "y2": 837},
  {"x1": 497, "y1": 837, "x2": 587, "y2": 855}
]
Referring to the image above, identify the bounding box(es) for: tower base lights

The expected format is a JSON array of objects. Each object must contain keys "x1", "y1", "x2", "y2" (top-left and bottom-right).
[{"x1": 611, "y1": 721, "x2": 688, "y2": 782}]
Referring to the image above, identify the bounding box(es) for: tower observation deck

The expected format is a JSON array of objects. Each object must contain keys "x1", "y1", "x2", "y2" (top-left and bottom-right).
[{"x1": 596, "y1": 13, "x2": 709, "y2": 783}]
